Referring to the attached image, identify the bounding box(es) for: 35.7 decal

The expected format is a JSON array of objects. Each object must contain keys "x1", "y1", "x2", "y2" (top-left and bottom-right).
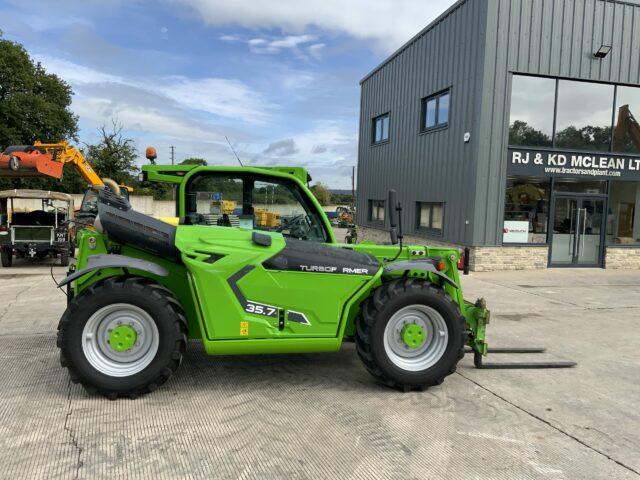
[{"x1": 244, "y1": 301, "x2": 278, "y2": 318}]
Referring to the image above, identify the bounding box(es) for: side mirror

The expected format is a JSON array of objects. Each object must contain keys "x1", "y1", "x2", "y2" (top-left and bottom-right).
[{"x1": 388, "y1": 189, "x2": 398, "y2": 245}]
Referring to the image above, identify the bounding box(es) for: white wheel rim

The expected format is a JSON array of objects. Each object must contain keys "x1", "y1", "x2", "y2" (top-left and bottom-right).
[
  {"x1": 82, "y1": 303, "x2": 159, "y2": 377},
  {"x1": 383, "y1": 304, "x2": 449, "y2": 372}
]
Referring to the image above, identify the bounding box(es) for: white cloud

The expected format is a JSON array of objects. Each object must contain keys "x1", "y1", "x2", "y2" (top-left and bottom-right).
[
  {"x1": 73, "y1": 97, "x2": 226, "y2": 142},
  {"x1": 247, "y1": 34, "x2": 316, "y2": 55},
  {"x1": 269, "y1": 34, "x2": 316, "y2": 49},
  {"x1": 35, "y1": 55, "x2": 272, "y2": 124},
  {"x1": 176, "y1": 0, "x2": 454, "y2": 52},
  {"x1": 30, "y1": 54, "x2": 356, "y2": 186},
  {"x1": 219, "y1": 34, "x2": 240, "y2": 42},
  {"x1": 33, "y1": 55, "x2": 122, "y2": 85},
  {"x1": 246, "y1": 120, "x2": 357, "y2": 187},
  {"x1": 308, "y1": 43, "x2": 325, "y2": 60},
  {"x1": 262, "y1": 138, "x2": 299, "y2": 157},
  {"x1": 153, "y1": 77, "x2": 274, "y2": 123}
]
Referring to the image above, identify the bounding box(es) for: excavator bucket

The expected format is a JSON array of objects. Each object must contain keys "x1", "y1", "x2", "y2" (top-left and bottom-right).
[{"x1": 0, "y1": 146, "x2": 65, "y2": 179}]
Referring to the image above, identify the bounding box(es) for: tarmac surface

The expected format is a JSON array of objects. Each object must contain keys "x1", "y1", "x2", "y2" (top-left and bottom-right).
[{"x1": 0, "y1": 257, "x2": 638, "y2": 479}]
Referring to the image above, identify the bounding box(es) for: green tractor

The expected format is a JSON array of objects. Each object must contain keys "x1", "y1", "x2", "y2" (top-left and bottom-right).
[{"x1": 55, "y1": 164, "x2": 572, "y2": 399}]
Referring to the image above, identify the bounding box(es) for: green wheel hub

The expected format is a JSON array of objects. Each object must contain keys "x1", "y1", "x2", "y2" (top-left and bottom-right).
[
  {"x1": 108, "y1": 325, "x2": 138, "y2": 352},
  {"x1": 401, "y1": 323, "x2": 426, "y2": 349}
]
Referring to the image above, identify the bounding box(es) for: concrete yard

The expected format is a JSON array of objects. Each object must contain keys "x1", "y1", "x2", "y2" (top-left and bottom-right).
[{"x1": 0, "y1": 259, "x2": 638, "y2": 479}]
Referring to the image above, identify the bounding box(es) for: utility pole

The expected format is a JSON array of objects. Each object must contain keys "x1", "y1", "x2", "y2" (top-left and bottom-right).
[
  {"x1": 170, "y1": 145, "x2": 176, "y2": 201},
  {"x1": 351, "y1": 166, "x2": 356, "y2": 208}
]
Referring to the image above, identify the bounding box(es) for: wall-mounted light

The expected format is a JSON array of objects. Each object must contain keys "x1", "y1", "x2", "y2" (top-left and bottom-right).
[{"x1": 594, "y1": 45, "x2": 612, "y2": 58}]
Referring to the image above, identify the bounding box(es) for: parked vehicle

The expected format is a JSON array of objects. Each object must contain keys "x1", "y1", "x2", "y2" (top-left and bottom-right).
[
  {"x1": 0, "y1": 189, "x2": 74, "y2": 266},
  {"x1": 56, "y1": 163, "x2": 574, "y2": 399}
]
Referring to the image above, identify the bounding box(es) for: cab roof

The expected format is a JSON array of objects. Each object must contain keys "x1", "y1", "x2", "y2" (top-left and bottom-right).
[{"x1": 141, "y1": 164, "x2": 311, "y2": 186}]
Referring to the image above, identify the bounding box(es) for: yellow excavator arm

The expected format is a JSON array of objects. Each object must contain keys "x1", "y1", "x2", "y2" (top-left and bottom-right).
[
  {"x1": 0, "y1": 140, "x2": 131, "y2": 196},
  {"x1": 32, "y1": 141, "x2": 104, "y2": 187},
  {"x1": 613, "y1": 104, "x2": 640, "y2": 152}
]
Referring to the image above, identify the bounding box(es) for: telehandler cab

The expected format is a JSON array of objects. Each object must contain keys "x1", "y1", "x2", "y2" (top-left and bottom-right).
[{"x1": 56, "y1": 163, "x2": 574, "y2": 399}]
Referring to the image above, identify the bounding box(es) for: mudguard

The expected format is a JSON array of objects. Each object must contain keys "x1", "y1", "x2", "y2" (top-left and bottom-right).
[
  {"x1": 57, "y1": 254, "x2": 169, "y2": 287},
  {"x1": 383, "y1": 259, "x2": 458, "y2": 288}
]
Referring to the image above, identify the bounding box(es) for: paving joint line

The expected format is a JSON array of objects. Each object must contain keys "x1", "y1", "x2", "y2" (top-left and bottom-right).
[
  {"x1": 0, "y1": 275, "x2": 46, "y2": 321},
  {"x1": 63, "y1": 378, "x2": 83, "y2": 480},
  {"x1": 476, "y1": 279, "x2": 585, "y2": 308},
  {"x1": 456, "y1": 371, "x2": 640, "y2": 477}
]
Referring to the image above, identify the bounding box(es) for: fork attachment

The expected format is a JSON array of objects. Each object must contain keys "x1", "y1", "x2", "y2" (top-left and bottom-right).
[{"x1": 464, "y1": 347, "x2": 577, "y2": 369}]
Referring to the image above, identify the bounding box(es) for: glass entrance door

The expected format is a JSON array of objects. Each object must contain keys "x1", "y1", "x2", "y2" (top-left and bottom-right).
[{"x1": 550, "y1": 196, "x2": 604, "y2": 266}]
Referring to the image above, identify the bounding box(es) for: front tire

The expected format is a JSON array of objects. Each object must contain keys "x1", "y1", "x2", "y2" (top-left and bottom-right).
[
  {"x1": 57, "y1": 276, "x2": 187, "y2": 399},
  {"x1": 355, "y1": 278, "x2": 466, "y2": 391},
  {"x1": 1, "y1": 248, "x2": 12, "y2": 267}
]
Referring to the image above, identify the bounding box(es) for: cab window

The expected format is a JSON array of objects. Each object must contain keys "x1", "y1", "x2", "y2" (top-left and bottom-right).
[{"x1": 185, "y1": 173, "x2": 328, "y2": 242}]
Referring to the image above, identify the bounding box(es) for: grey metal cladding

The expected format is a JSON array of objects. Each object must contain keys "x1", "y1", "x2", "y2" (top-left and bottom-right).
[
  {"x1": 475, "y1": 0, "x2": 640, "y2": 245},
  {"x1": 357, "y1": 0, "x2": 488, "y2": 245},
  {"x1": 357, "y1": 0, "x2": 640, "y2": 246}
]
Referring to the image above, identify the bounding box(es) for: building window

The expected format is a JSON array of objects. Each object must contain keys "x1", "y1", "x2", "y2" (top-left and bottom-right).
[
  {"x1": 421, "y1": 90, "x2": 450, "y2": 131},
  {"x1": 509, "y1": 75, "x2": 555, "y2": 147},
  {"x1": 369, "y1": 200, "x2": 385, "y2": 222},
  {"x1": 416, "y1": 202, "x2": 444, "y2": 235},
  {"x1": 503, "y1": 177, "x2": 550, "y2": 244},
  {"x1": 372, "y1": 113, "x2": 390, "y2": 144},
  {"x1": 607, "y1": 181, "x2": 640, "y2": 245},
  {"x1": 554, "y1": 80, "x2": 614, "y2": 151},
  {"x1": 613, "y1": 86, "x2": 640, "y2": 154},
  {"x1": 509, "y1": 74, "x2": 622, "y2": 153}
]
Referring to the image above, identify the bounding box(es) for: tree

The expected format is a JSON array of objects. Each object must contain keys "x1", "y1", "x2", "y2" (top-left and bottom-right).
[
  {"x1": 181, "y1": 158, "x2": 207, "y2": 166},
  {"x1": 85, "y1": 121, "x2": 138, "y2": 186},
  {"x1": 508, "y1": 120, "x2": 551, "y2": 147},
  {"x1": 554, "y1": 125, "x2": 612, "y2": 151},
  {"x1": 331, "y1": 192, "x2": 353, "y2": 205},
  {"x1": 0, "y1": 32, "x2": 79, "y2": 192},
  {"x1": 310, "y1": 182, "x2": 331, "y2": 206},
  {"x1": 0, "y1": 32, "x2": 78, "y2": 150}
]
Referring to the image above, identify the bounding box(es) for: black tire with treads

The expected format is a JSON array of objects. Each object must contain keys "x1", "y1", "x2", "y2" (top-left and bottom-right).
[
  {"x1": 1, "y1": 248, "x2": 12, "y2": 267},
  {"x1": 57, "y1": 276, "x2": 187, "y2": 399},
  {"x1": 355, "y1": 278, "x2": 466, "y2": 391}
]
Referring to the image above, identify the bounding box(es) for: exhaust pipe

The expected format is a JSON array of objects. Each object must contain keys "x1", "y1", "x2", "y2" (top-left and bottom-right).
[{"x1": 102, "y1": 178, "x2": 121, "y2": 197}]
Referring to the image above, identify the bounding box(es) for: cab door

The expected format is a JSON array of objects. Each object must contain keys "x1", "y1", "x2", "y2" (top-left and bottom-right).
[{"x1": 177, "y1": 170, "x2": 378, "y2": 340}]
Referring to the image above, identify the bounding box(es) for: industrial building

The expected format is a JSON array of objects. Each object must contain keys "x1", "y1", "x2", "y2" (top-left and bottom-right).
[{"x1": 356, "y1": 0, "x2": 640, "y2": 270}]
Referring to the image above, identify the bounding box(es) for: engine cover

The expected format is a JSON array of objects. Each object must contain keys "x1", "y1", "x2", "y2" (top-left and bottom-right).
[{"x1": 96, "y1": 189, "x2": 180, "y2": 261}]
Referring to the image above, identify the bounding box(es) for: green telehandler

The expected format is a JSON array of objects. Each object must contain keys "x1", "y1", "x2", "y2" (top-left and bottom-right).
[{"x1": 55, "y1": 163, "x2": 574, "y2": 399}]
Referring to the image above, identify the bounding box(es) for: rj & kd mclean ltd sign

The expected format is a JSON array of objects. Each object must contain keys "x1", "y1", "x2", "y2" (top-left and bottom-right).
[{"x1": 507, "y1": 148, "x2": 640, "y2": 180}]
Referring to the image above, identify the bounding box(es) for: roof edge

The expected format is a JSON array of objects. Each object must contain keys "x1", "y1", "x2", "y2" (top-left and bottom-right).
[{"x1": 360, "y1": 0, "x2": 469, "y2": 84}]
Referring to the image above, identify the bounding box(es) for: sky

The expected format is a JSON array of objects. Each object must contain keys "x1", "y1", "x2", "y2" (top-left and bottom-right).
[{"x1": 0, "y1": 0, "x2": 454, "y2": 188}]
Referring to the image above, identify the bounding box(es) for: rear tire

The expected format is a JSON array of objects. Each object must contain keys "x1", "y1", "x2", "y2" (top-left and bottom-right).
[
  {"x1": 1, "y1": 248, "x2": 12, "y2": 267},
  {"x1": 355, "y1": 278, "x2": 466, "y2": 391},
  {"x1": 57, "y1": 276, "x2": 187, "y2": 399},
  {"x1": 60, "y1": 249, "x2": 70, "y2": 266}
]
